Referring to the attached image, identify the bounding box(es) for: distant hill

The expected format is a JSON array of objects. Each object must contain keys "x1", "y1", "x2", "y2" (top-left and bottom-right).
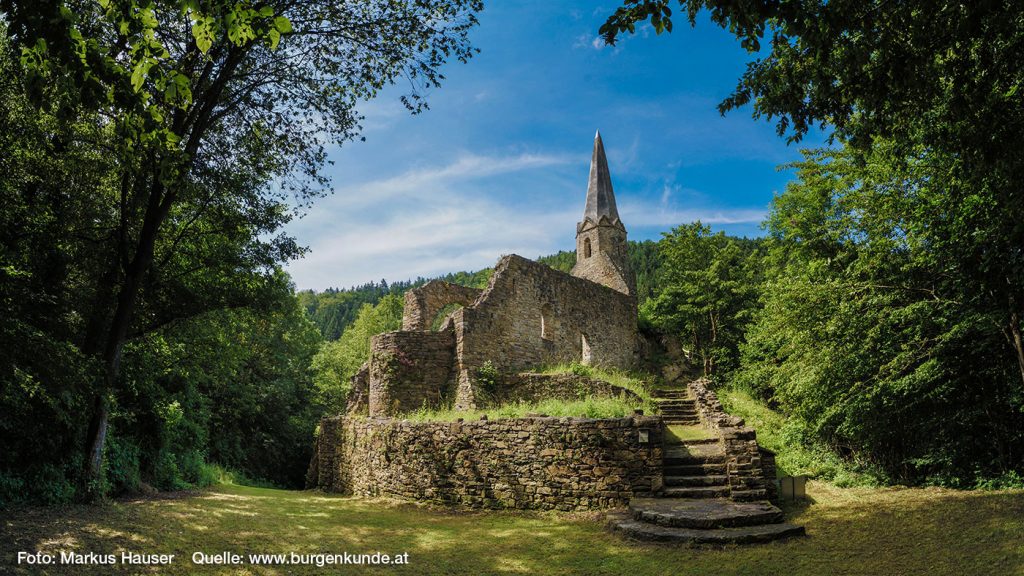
[{"x1": 300, "y1": 240, "x2": 661, "y2": 340}]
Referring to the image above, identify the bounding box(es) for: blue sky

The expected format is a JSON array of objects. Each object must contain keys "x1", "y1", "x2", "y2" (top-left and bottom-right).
[{"x1": 283, "y1": 2, "x2": 825, "y2": 291}]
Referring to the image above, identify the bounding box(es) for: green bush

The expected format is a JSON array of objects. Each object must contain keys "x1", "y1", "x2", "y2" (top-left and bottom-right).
[{"x1": 104, "y1": 434, "x2": 141, "y2": 494}]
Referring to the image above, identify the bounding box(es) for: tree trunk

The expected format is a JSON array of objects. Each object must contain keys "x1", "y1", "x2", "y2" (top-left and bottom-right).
[
  {"x1": 1009, "y1": 311, "x2": 1024, "y2": 389},
  {"x1": 83, "y1": 176, "x2": 169, "y2": 498}
]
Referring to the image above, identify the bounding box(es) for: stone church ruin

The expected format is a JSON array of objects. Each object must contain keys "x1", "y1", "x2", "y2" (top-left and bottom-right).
[
  {"x1": 310, "y1": 133, "x2": 801, "y2": 544},
  {"x1": 346, "y1": 131, "x2": 640, "y2": 417}
]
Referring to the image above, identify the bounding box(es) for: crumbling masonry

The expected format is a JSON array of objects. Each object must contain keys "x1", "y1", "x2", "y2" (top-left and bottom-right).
[{"x1": 347, "y1": 132, "x2": 639, "y2": 416}]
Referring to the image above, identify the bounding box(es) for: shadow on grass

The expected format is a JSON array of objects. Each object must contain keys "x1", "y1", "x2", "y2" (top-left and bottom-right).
[{"x1": 2, "y1": 482, "x2": 1023, "y2": 575}]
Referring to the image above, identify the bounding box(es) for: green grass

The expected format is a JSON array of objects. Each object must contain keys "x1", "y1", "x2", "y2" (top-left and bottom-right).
[
  {"x1": 666, "y1": 424, "x2": 715, "y2": 442},
  {"x1": 718, "y1": 387, "x2": 880, "y2": 485},
  {"x1": 402, "y1": 395, "x2": 654, "y2": 422},
  {"x1": 2, "y1": 482, "x2": 1022, "y2": 575},
  {"x1": 534, "y1": 362, "x2": 654, "y2": 402},
  {"x1": 398, "y1": 363, "x2": 658, "y2": 421}
]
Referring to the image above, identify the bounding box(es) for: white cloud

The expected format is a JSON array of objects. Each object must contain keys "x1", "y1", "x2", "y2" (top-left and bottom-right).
[
  {"x1": 619, "y1": 200, "x2": 766, "y2": 228},
  {"x1": 285, "y1": 152, "x2": 579, "y2": 289},
  {"x1": 285, "y1": 151, "x2": 770, "y2": 290}
]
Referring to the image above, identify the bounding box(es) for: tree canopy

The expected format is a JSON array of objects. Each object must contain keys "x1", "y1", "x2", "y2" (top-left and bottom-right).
[{"x1": 0, "y1": 0, "x2": 482, "y2": 499}]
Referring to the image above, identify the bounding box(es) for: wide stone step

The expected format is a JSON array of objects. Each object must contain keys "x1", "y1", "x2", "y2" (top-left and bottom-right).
[
  {"x1": 664, "y1": 475, "x2": 729, "y2": 487},
  {"x1": 664, "y1": 463, "x2": 727, "y2": 476},
  {"x1": 607, "y1": 511, "x2": 805, "y2": 544},
  {"x1": 663, "y1": 444, "x2": 720, "y2": 457},
  {"x1": 664, "y1": 419, "x2": 701, "y2": 425},
  {"x1": 664, "y1": 455, "x2": 728, "y2": 467},
  {"x1": 628, "y1": 498, "x2": 785, "y2": 529},
  {"x1": 661, "y1": 486, "x2": 731, "y2": 499}
]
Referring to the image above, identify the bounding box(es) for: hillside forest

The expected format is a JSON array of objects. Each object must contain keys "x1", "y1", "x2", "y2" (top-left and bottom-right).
[{"x1": 2, "y1": 0, "x2": 1023, "y2": 505}]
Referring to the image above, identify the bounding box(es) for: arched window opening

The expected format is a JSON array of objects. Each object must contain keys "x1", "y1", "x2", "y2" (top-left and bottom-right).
[
  {"x1": 541, "y1": 303, "x2": 553, "y2": 340},
  {"x1": 583, "y1": 237, "x2": 592, "y2": 258}
]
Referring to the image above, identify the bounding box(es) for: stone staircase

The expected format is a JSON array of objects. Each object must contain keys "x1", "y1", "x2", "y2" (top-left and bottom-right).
[
  {"x1": 607, "y1": 388, "x2": 804, "y2": 544},
  {"x1": 655, "y1": 389, "x2": 699, "y2": 425}
]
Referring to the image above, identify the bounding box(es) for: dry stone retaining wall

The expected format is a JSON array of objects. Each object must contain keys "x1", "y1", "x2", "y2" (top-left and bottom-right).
[
  {"x1": 309, "y1": 415, "x2": 665, "y2": 511},
  {"x1": 687, "y1": 378, "x2": 778, "y2": 502}
]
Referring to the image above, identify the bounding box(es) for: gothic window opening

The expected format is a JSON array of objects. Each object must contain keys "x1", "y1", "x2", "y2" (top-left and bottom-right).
[{"x1": 583, "y1": 237, "x2": 592, "y2": 258}]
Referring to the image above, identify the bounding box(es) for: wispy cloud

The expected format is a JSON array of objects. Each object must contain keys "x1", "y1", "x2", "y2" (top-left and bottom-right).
[{"x1": 285, "y1": 152, "x2": 580, "y2": 289}]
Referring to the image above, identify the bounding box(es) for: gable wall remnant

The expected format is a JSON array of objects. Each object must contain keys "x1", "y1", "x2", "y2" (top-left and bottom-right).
[
  {"x1": 402, "y1": 281, "x2": 483, "y2": 331},
  {"x1": 451, "y1": 255, "x2": 637, "y2": 407}
]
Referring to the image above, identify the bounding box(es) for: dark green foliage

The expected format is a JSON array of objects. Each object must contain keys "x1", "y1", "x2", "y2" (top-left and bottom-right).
[
  {"x1": 735, "y1": 147, "x2": 1024, "y2": 485},
  {"x1": 642, "y1": 224, "x2": 760, "y2": 376},
  {"x1": 601, "y1": 0, "x2": 1024, "y2": 487}
]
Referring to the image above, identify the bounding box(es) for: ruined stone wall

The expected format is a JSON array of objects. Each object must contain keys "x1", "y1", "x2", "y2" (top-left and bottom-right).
[
  {"x1": 687, "y1": 378, "x2": 778, "y2": 503},
  {"x1": 452, "y1": 255, "x2": 637, "y2": 406},
  {"x1": 488, "y1": 373, "x2": 643, "y2": 407},
  {"x1": 310, "y1": 415, "x2": 664, "y2": 511},
  {"x1": 367, "y1": 330, "x2": 454, "y2": 416},
  {"x1": 402, "y1": 281, "x2": 483, "y2": 331}
]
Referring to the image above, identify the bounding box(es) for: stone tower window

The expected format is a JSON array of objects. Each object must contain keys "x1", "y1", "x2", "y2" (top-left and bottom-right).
[{"x1": 583, "y1": 237, "x2": 592, "y2": 258}]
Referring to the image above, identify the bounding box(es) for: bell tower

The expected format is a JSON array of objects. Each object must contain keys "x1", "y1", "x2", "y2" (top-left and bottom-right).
[{"x1": 571, "y1": 131, "x2": 636, "y2": 298}]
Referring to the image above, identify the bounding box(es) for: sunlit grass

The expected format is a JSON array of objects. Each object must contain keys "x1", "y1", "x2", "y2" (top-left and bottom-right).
[
  {"x1": 666, "y1": 424, "x2": 715, "y2": 442},
  {"x1": 2, "y1": 482, "x2": 1022, "y2": 575},
  {"x1": 534, "y1": 362, "x2": 654, "y2": 402},
  {"x1": 402, "y1": 395, "x2": 654, "y2": 422},
  {"x1": 719, "y1": 387, "x2": 880, "y2": 485}
]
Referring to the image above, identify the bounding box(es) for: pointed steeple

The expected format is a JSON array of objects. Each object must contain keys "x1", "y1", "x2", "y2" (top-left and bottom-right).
[{"x1": 583, "y1": 130, "x2": 621, "y2": 226}]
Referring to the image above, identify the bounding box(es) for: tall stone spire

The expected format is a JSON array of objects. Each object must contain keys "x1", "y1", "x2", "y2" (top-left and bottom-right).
[
  {"x1": 572, "y1": 131, "x2": 635, "y2": 298},
  {"x1": 583, "y1": 130, "x2": 622, "y2": 227}
]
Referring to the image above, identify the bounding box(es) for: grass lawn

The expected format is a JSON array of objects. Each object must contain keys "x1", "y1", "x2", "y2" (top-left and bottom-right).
[
  {"x1": 666, "y1": 424, "x2": 714, "y2": 442},
  {"x1": 2, "y1": 482, "x2": 1022, "y2": 575}
]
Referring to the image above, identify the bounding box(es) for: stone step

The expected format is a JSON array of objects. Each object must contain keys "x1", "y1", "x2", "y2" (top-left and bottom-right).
[
  {"x1": 661, "y1": 486, "x2": 732, "y2": 499},
  {"x1": 680, "y1": 437, "x2": 719, "y2": 446},
  {"x1": 628, "y1": 498, "x2": 785, "y2": 529},
  {"x1": 664, "y1": 475, "x2": 729, "y2": 487},
  {"x1": 661, "y1": 412, "x2": 699, "y2": 418},
  {"x1": 607, "y1": 511, "x2": 805, "y2": 544},
  {"x1": 664, "y1": 463, "x2": 727, "y2": 476},
  {"x1": 664, "y1": 455, "x2": 727, "y2": 467},
  {"x1": 664, "y1": 419, "x2": 701, "y2": 425},
  {"x1": 730, "y1": 489, "x2": 770, "y2": 502},
  {"x1": 666, "y1": 445, "x2": 724, "y2": 460},
  {"x1": 656, "y1": 398, "x2": 695, "y2": 404}
]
